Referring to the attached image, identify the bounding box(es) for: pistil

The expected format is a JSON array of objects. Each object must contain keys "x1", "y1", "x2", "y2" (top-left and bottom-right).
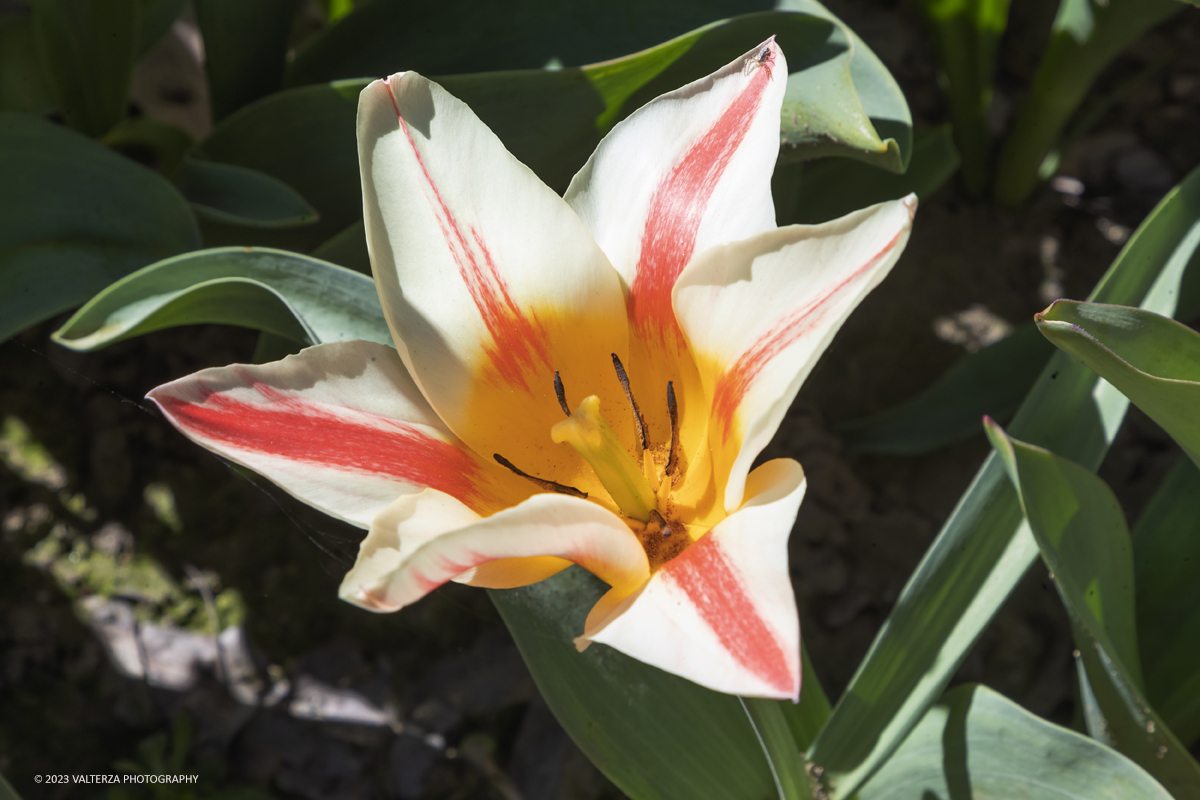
[{"x1": 551, "y1": 395, "x2": 657, "y2": 522}]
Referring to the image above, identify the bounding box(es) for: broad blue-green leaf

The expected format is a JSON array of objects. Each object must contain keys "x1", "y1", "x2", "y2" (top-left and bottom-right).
[
  {"x1": 194, "y1": 0, "x2": 299, "y2": 122},
  {"x1": 30, "y1": 0, "x2": 137, "y2": 137},
  {"x1": 994, "y1": 0, "x2": 1182, "y2": 206},
  {"x1": 858, "y1": 683, "x2": 1173, "y2": 800},
  {"x1": 1037, "y1": 301, "x2": 1200, "y2": 466},
  {"x1": 102, "y1": 116, "x2": 194, "y2": 175},
  {"x1": 175, "y1": 156, "x2": 319, "y2": 229},
  {"x1": 200, "y1": 9, "x2": 912, "y2": 250},
  {"x1": 0, "y1": 14, "x2": 56, "y2": 115},
  {"x1": 914, "y1": 0, "x2": 1011, "y2": 195},
  {"x1": 987, "y1": 421, "x2": 1200, "y2": 797},
  {"x1": 0, "y1": 113, "x2": 199, "y2": 343},
  {"x1": 289, "y1": 0, "x2": 910, "y2": 168},
  {"x1": 806, "y1": 164, "x2": 1200, "y2": 798},
  {"x1": 1133, "y1": 457, "x2": 1200, "y2": 746},
  {"x1": 742, "y1": 698, "x2": 816, "y2": 800},
  {"x1": 311, "y1": 220, "x2": 370, "y2": 274},
  {"x1": 838, "y1": 321, "x2": 1051, "y2": 455},
  {"x1": 51, "y1": 248, "x2": 389, "y2": 350},
  {"x1": 491, "y1": 568, "x2": 785, "y2": 800},
  {"x1": 777, "y1": 126, "x2": 959, "y2": 227}
]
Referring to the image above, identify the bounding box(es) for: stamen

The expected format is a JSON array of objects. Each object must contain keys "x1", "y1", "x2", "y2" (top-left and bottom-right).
[
  {"x1": 553, "y1": 371, "x2": 571, "y2": 417},
  {"x1": 665, "y1": 381, "x2": 680, "y2": 476},
  {"x1": 610, "y1": 353, "x2": 647, "y2": 454},
  {"x1": 552, "y1": 396, "x2": 657, "y2": 522},
  {"x1": 493, "y1": 454, "x2": 587, "y2": 498},
  {"x1": 650, "y1": 509, "x2": 674, "y2": 537}
]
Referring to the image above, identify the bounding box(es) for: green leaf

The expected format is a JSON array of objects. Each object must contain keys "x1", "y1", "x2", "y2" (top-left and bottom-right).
[
  {"x1": 194, "y1": 0, "x2": 300, "y2": 122},
  {"x1": 775, "y1": 0, "x2": 912, "y2": 172},
  {"x1": 806, "y1": 164, "x2": 1200, "y2": 798},
  {"x1": 838, "y1": 322, "x2": 1053, "y2": 455},
  {"x1": 1037, "y1": 301, "x2": 1200, "y2": 466},
  {"x1": 0, "y1": 14, "x2": 56, "y2": 115},
  {"x1": 0, "y1": 113, "x2": 199, "y2": 342},
  {"x1": 742, "y1": 698, "x2": 815, "y2": 800},
  {"x1": 779, "y1": 644, "x2": 832, "y2": 751},
  {"x1": 51, "y1": 247, "x2": 389, "y2": 350},
  {"x1": 1133, "y1": 457, "x2": 1200, "y2": 745},
  {"x1": 311, "y1": 220, "x2": 371, "y2": 275},
  {"x1": 30, "y1": 0, "x2": 138, "y2": 138},
  {"x1": 858, "y1": 683, "x2": 1173, "y2": 800},
  {"x1": 200, "y1": 9, "x2": 912, "y2": 250},
  {"x1": 136, "y1": 0, "x2": 186, "y2": 55},
  {"x1": 175, "y1": 156, "x2": 320, "y2": 229},
  {"x1": 491, "y1": 567, "x2": 785, "y2": 800},
  {"x1": 914, "y1": 0, "x2": 1012, "y2": 195},
  {"x1": 986, "y1": 421, "x2": 1200, "y2": 797},
  {"x1": 777, "y1": 126, "x2": 959, "y2": 227},
  {"x1": 994, "y1": 0, "x2": 1183, "y2": 206},
  {"x1": 0, "y1": 771, "x2": 22, "y2": 800},
  {"x1": 102, "y1": 116, "x2": 194, "y2": 175}
]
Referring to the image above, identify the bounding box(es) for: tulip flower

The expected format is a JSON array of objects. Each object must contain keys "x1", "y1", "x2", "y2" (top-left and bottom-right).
[{"x1": 148, "y1": 38, "x2": 915, "y2": 699}]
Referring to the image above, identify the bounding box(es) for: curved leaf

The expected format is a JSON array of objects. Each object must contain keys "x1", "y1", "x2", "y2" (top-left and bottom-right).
[
  {"x1": 31, "y1": 0, "x2": 137, "y2": 137},
  {"x1": 51, "y1": 247, "x2": 389, "y2": 350},
  {"x1": 994, "y1": 0, "x2": 1182, "y2": 206},
  {"x1": 200, "y1": 9, "x2": 912, "y2": 250},
  {"x1": 1133, "y1": 457, "x2": 1200, "y2": 745},
  {"x1": 778, "y1": 126, "x2": 959, "y2": 227},
  {"x1": 1037, "y1": 300, "x2": 1200, "y2": 466},
  {"x1": 175, "y1": 156, "x2": 320, "y2": 228},
  {"x1": 806, "y1": 165, "x2": 1200, "y2": 798},
  {"x1": 491, "y1": 568, "x2": 784, "y2": 800},
  {"x1": 0, "y1": 113, "x2": 200, "y2": 342},
  {"x1": 987, "y1": 421, "x2": 1200, "y2": 797},
  {"x1": 859, "y1": 684, "x2": 1173, "y2": 800},
  {"x1": 839, "y1": 321, "x2": 1051, "y2": 455}
]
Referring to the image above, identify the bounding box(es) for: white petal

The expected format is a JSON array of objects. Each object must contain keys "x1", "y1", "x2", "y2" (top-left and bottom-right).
[
  {"x1": 147, "y1": 341, "x2": 528, "y2": 527},
  {"x1": 357, "y1": 72, "x2": 629, "y2": 492},
  {"x1": 581, "y1": 459, "x2": 805, "y2": 700},
  {"x1": 565, "y1": 39, "x2": 787, "y2": 343},
  {"x1": 340, "y1": 489, "x2": 650, "y2": 612},
  {"x1": 675, "y1": 197, "x2": 915, "y2": 511}
]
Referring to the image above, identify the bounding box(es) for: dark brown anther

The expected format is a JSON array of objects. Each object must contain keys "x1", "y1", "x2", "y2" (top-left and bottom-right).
[
  {"x1": 665, "y1": 381, "x2": 680, "y2": 476},
  {"x1": 611, "y1": 353, "x2": 647, "y2": 455},
  {"x1": 553, "y1": 371, "x2": 571, "y2": 417},
  {"x1": 494, "y1": 454, "x2": 587, "y2": 498},
  {"x1": 650, "y1": 509, "x2": 673, "y2": 537}
]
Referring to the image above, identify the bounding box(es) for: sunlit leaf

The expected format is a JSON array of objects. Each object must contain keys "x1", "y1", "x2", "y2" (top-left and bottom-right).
[
  {"x1": 986, "y1": 421, "x2": 1200, "y2": 796},
  {"x1": 994, "y1": 0, "x2": 1182, "y2": 206},
  {"x1": 0, "y1": 113, "x2": 199, "y2": 342},
  {"x1": 51, "y1": 247, "x2": 388, "y2": 351},
  {"x1": 199, "y1": 9, "x2": 912, "y2": 250},
  {"x1": 914, "y1": 0, "x2": 1011, "y2": 194},
  {"x1": 1037, "y1": 301, "x2": 1200, "y2": 466},
  {"x1": 858, "y1": 683, "x2": 1173, "y2": 800},
  {"x1": 806, "y1": 164, "x2": 1200, "y2": 798}
]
